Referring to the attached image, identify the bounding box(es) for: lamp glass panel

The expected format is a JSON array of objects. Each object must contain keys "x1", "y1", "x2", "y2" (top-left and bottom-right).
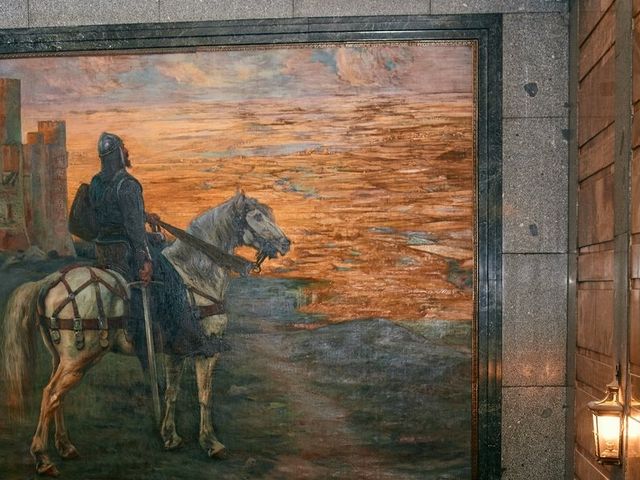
[{"x1": 595, "y1": 413, "x2": 622, "y2": 459}]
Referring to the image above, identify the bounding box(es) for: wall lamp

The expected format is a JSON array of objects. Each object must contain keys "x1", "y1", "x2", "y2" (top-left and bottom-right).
[{"x1": 588, "y1": 371, "x2": 624, "y2": 465}]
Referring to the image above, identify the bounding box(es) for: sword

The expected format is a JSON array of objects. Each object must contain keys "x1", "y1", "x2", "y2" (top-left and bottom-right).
[{"x1": 130, "y1": 280, "x2": 163, "y2": 426}]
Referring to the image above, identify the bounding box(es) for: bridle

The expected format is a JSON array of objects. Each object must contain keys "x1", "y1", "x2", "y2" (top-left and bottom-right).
[
  {"x1": 240, "y1": 207, "x2": 280, "y2": 274},
  {"x1": 253, "y1": 252, "x2": 269, "y2": 273}
]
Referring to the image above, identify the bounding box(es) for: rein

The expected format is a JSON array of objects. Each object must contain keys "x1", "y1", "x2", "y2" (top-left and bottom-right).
[
  {"x1": 151, "y1": 218, "x2": 257, "y2": 276},
  {"x1": 253, "y1": 252, "x2": 268, "y2": 273},
  {"x1": 150, "y1": 216, "x2": 271, "y2": 275}
]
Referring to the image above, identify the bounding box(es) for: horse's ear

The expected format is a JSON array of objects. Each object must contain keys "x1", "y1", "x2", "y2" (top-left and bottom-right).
[{"x1": 233, "y1": 189, "x2": 245, "y2": 207}]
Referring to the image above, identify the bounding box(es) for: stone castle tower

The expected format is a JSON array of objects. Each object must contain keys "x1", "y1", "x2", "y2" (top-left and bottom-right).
[{"x1": 0, "y1": 78, "x2": 75, "y2": 256}]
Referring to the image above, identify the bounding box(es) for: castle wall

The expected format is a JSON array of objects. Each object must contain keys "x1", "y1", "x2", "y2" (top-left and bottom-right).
[
  {"x1": 0, "y1": 79, "x2": 28, "y2": 251},
  {"x1": 0, "y1": 78, "x2": 75, "y2": 255},
  {"x1": 37, "y1": 121, "x2": 74, "y2": 255}
]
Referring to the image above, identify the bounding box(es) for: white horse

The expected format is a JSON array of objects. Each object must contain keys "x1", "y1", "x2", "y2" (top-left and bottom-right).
[{"x1": 1, "y1": 191, "x2": 290, "y2": 476}]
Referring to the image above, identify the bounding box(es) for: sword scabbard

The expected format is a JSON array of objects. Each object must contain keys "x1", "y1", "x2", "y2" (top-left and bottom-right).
[{"x1": 130, "y1": 281, "x2": 163, "y2": 426}]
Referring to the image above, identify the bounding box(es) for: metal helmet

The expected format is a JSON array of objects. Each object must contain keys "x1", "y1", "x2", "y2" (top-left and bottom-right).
[
  {"x1": 97, "y1": 132, "x2": 125, "y2": 172},
  {"x1": 98, "y1": 132, "x2": 124, "y2": 157}
]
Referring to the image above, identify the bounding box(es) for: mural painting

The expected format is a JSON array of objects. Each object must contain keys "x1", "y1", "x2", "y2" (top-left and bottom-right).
[{"x1": 0, "y1": 42, "x2": 475, "y2": 479}]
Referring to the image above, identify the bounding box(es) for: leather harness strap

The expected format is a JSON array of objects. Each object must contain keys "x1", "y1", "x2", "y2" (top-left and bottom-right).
[
  {"x1": 43, "y1": 316, "x2": 127, "y2": 331},
  {"x1": 187, "y1": 285, "x2": 226, "y2": 317},
  {"x1": 98, "y1": 267, "x2": 129, "y2": 299},
  {"x1": 42, "y1": 265, "x2": 224, "y2": 352},
  {"x1": 90, "y1": 269, "x2": 110, "y2": 347},
  {"x1": 40, "y1": 266, "x2": 129, "y2": 350},
  {"x1": 197, "y1": 303, "x2": 226, "y2": 317}
]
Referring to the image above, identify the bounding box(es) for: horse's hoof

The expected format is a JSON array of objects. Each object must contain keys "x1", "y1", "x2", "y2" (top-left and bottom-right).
[
  {"x1": 56, "y1": 442, "x2": 80, "y2": 460},
  {"x1": 36, "y1": 461, "x2": 60, "y2": 477},
  {"x1": 208, "y1": 443, "x2": 227, "y2": 460},
  {"x1": 164, "y1": 436, "x2": 184, "y2": 451}
]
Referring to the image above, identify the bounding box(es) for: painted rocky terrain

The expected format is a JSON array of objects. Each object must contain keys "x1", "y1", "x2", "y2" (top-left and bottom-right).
[{"x1": 0, "y1": 255, "x2": 471, "y2": 480}]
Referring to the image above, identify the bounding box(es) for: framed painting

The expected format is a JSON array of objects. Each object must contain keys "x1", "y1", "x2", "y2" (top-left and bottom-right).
[{"x1": 0, "y1": 15, "x2": 502, "y2": 480}]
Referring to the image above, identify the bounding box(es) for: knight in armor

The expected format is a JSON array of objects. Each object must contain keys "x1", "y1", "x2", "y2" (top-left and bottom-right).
[{"x1": 89, "y1": 132, "x2": 225, "y2": 359}]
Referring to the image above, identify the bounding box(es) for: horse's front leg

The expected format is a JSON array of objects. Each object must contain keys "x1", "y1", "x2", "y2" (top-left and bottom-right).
[
  {"x1": 161, "y1": 354, "x2": 185, "y2": 450},
  {"x1": 194, "y1": 353, "x2": 226, "y2": 459}
]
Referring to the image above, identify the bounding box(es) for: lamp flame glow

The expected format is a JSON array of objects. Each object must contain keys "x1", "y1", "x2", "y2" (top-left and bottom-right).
[{"x1": 588, "y1": 378, "x2": 624, "y2": 465}]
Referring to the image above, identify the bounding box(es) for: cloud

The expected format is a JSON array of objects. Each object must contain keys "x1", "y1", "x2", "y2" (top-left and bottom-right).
[
  {"x1": 0, "y1": 56, "x2": 140, "y2": 106},
  {"x1": 0, "y1": 43, "x2": 473, "y2": 122},
  {"x1": 282, "y1": 44, "x2": 473, "y2": 96},
  {"x1": 155, "y1": 58, "x2": 226, "y2": 88},
  {"x1": 334, "y1": 47, "x2": 409, "y2": 87},
  {"x1": 396, "y1": 44, "x2": 473, "y2": 94},
  {"x1": 152, "y1": 50, "x2": 295, "y2": 100},
  {"x1": 335, "y1": 44, "x2": 472, "y2": 93},
  {"x1": 75, "y1": 55, "x2": 142, "y2": 75},
  {"x1": 281, "y1": 49, "x2": 344, "y2": 96}
]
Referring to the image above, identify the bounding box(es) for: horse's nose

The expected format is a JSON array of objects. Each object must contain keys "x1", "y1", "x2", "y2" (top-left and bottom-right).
[{"x1": 280, "y1": 237, "x2": 291, "y2": 254}]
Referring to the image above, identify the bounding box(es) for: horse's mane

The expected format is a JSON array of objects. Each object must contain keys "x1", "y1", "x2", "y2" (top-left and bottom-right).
[
  {"x1": 162, "y1": 191, "x2": 272, "y2": 299},
  {"x1": 187, "y1": 195, "x2": 242, "y2": 251}
]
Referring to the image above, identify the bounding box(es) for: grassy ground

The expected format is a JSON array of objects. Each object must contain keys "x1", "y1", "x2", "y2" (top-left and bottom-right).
[{"x1": 0, "y1": 258, "x2": 471, "y2": 479}]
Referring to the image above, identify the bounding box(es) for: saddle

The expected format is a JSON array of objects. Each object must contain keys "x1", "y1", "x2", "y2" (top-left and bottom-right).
[{"x1": 37, "y1": 264, "x2": 129, "y2": 350}]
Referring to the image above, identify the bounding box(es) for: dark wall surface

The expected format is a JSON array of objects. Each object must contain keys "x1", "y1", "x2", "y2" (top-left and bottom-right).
[{"x1": 0, "y1": 1, "x2": 570, "y2": 479}]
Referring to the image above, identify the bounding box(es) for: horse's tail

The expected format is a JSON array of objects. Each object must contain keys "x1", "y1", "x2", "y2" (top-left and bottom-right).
[{"x1": 1, "y1": 278, "x2": 47, "y2": 418}]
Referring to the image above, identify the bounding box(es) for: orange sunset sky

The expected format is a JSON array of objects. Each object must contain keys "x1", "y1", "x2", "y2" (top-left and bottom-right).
[{"x1": 0, "y1": 43, "x2": 475, "y2": 324}]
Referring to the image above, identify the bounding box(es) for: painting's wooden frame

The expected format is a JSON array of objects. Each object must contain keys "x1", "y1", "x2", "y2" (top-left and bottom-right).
[{"x1": 0, "y1": 15, "x2": 503, "y2": 479}]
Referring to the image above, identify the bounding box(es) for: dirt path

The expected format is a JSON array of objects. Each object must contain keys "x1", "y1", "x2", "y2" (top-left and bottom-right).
[
  {"x1": 220, "y1": 277, "x2": 471, "y2": 479},
  {"x1": 240, "y1": 332, "x2": 418, "y2": 480}
]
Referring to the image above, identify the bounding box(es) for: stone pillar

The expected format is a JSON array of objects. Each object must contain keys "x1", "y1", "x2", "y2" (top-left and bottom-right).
[
  {"x1": 0, "y1": 78, "x2": 21, "y2": 145},
  {"x1": 0, "y1": 78, "x2": 28, "y2": 251},
  {"x1": 37, "y1": 121, "x2": 75, "y2": 256},
  {"x1": 23, "y1": 131, "x2": 46, "y2": 248}
]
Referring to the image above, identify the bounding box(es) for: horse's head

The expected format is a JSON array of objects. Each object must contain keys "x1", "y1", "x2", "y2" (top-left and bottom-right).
[{"x1": 231, "y1": 192, "x2": 291, "y2": 267}]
